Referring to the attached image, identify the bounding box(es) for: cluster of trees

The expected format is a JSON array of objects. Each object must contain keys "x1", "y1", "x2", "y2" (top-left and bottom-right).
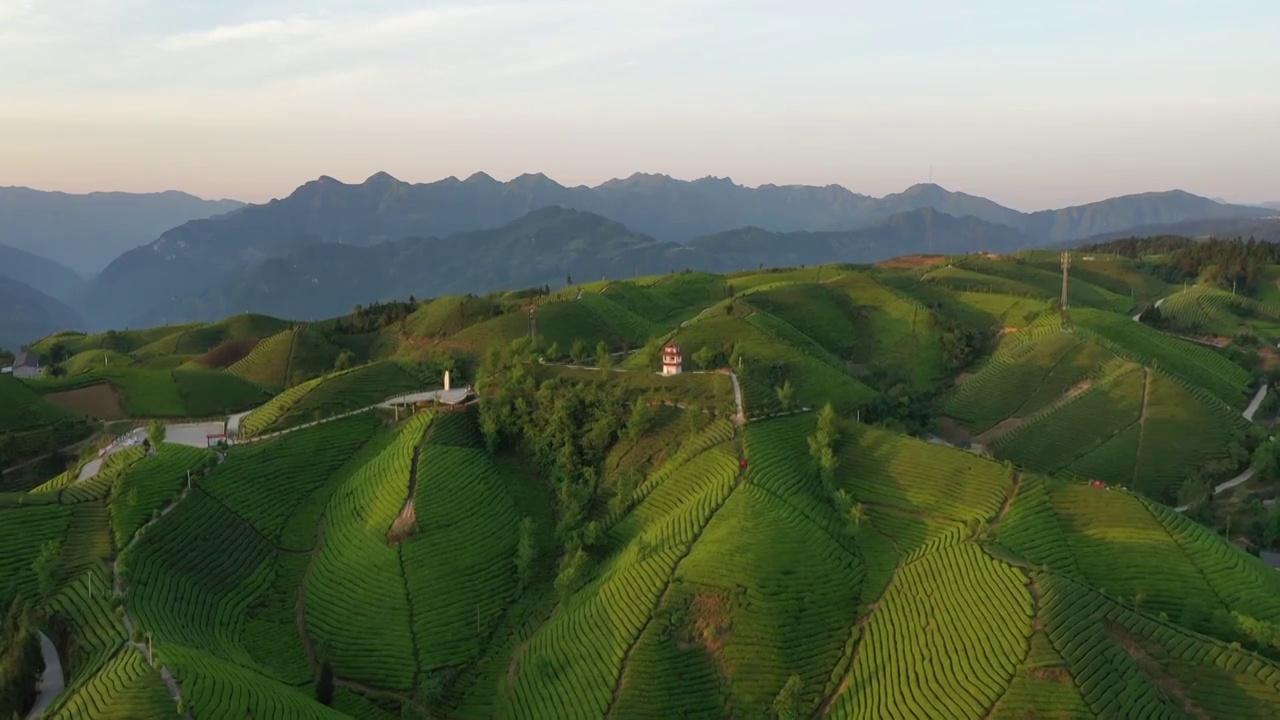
[
  {"x1": 1085, "y1": 237, "x2": 1280, "y2": 293},
  {"x1": 1078, "y1": 236, "x2": 1197, "y2": 258},
  {"x1": 808, "y1": 404, "x2": 867, "y2": 536},
  {"x1": 478, "y1": 347, "x2": 631, "y2": 598},
  {"x1": 336, "y1": 299, "x2": 420, "y2": 335},
  {"x1": 0, "y1": 595, "x2": 44, "y2": 719}
]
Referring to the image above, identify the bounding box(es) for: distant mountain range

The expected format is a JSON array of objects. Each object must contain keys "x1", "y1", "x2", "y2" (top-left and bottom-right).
[
  {"x1": 93, "y1": 206, "x2": 1073, "y2": 324},
  {"x1": 0, "y1": 187, "x2": 243, "y2": 275},
  {"x1": 78, "y1": 171, "x2": 1269, "y2": 328}
]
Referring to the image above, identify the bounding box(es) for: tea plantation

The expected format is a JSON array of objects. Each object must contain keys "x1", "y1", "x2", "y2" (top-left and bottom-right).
[{"x1": 5, "y1": 253, "x2": 1280, "y2": 718}]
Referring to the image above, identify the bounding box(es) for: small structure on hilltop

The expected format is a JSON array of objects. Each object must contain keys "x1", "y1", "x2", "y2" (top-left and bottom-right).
[
  {"x1": 11, "y1": 352, "x2": 40, "y2": 379},
  {"x1": 661, "y1": 342, "x2": 683, "y2": 376}
]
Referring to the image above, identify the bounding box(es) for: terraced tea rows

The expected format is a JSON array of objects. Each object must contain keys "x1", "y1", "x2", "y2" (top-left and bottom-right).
[
  {"x1": 404, "y1": 444, "x2": 522, "y2": 671},
  {"x1": 506, "y1": 441, "x2": 738, "y2": 719},
  {"x1": 204, "y1": 414, "x2": 379, "y2": 548},
  {"x1": 110, "y1": 444, "x2": 213, "y2": 548},
  {"x1": 305, "y1": 412, "x2": 431, "y2": 690},
  {"x1": 832, "y1": 543, "x2": 1031, "y2": 719}
]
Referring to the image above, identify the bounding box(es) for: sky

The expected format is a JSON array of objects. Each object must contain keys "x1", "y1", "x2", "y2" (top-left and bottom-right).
[{"x1": 1, "y1": 0, "x2": 1278, "y2": 210}]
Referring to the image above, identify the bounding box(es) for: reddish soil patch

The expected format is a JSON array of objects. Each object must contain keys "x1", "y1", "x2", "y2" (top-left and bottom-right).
[
  {"x1": 954, "y1": 372, "x2": 975, "y2": 386},
  {"x1": 999, "y1": 326, "x2": 1020, "y2": 336},
  {"x1": 976, "y1": 417, "x2": 1024, "y2": 445},
  {"x1": 875, "y1": 255, "x2": 946, "y2": 270},
  {"x1": 45, "y1": 384, "x2": 126, "y2": 420},
  {"x1": 1259, "y1": 346, "x2": 1280, "y2": 370},
  {"x1": 1192, "y1": 335, "x2": 1231, "y2": 348},
  {"x1": 195, "y1": 338, "x2": 259, "y2": 368},
  {"x1": 689, "y1": 592, "x2": 734, "y2": 657},
  {"x1": 1064, "y1": 378, "x2": 1094, "y2": 400},
  {"x1": 1028, "y1": 667, "x2": 1071, "y2": 682}
]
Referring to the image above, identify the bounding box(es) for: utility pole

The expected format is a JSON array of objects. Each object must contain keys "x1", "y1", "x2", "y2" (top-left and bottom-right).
[
  {"x1": 528, "y1": 306, "x2": 537, "y2": 342},
  {"x1": 1060, "y1": 251, "x2": 1071, "y2": 309}
]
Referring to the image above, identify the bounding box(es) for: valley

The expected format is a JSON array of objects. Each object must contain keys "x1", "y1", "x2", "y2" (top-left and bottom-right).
[{"x1": 5, "y1": 241, "x2": 1280, "y2": 718}]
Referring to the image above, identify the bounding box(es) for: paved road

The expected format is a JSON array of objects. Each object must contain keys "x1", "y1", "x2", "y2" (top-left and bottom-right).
[
  {"x1": 24, "y1": 632, "x2": 64, "y2": 719},
  {"x1": 1244, "y1": 385, "x2": 1269, "y2": 422},
  {"x1": 1131, "y1": 296, "x2": 1167, "y2": 322}
]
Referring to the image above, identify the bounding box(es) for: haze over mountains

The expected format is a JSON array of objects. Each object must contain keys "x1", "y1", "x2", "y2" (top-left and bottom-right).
[
  {"x1": 0, "y1": 187, "x2": 243, "y2": 275},
  {"x1": 1, "y1": 171, "x2": 1274, "y2": 345}
]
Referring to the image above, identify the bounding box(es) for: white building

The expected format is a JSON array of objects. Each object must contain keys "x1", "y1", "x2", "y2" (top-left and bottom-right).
[
  {"x1": 661, "y1": 342, "x2": 683, "y2": 376},
  {"x1": 11, "y1": 352, "x2": 40, "y2": 379}
]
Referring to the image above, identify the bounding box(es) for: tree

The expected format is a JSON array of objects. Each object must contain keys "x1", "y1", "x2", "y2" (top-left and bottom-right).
[
  {"x1": 515, "y1": 517, "x2": 537, "y2": 589},
  {"x1": 776, "y1": 380, "x2": 794, "y2": 410},
  {"x1": 772, "y1": 673, "x2": 805, "y2": 720},
  {"x1": 147, "y1": 420, "x2": 166, "y2": 450},
  {"x1": 1177, "y1": 477, "x2": 1211, "y2": 510},
  {"x1": 570, "y1": 339, "x2": 588, "y2": 366},
  {"x1": 565, "y1": 273, "x2": 573, "y2": 287},
  {"x1": 693, "y1": 346, "x2": 716, "y2": 371},
  {"x1": 32, "y1": 538, "x2": 61, "y2": 599},
  {"x1": 314, "y1": 661, "x2": 334, "y2": 705},
  {"x1": 555, "y1": 548, "x2": 590, "y2": 599},
  {"x1": 1255, "y1": 441, "x2": 1280, "y2": 482},
  {"x1": 809, "y1": 403, "x2": 840, "y2": 489},
  {"x1": 333, "y1": 350, "x2": 355, "y2": 372},
  {"x1": 546, "y1": 341, "x2": 561, "y2": 361},
  {"x1": 626, "y1": 400, "x2": 653, "y2": 440},
  {"x1": 596, "y1": 341, "x2": 612, "y2": 372}
]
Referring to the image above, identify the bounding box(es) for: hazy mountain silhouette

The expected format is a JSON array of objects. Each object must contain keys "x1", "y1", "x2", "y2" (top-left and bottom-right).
[
  {"x1": 0, "y1": 275, "x2": 85, "y2": 351},
  {"x1": 80, "y1": 172, "x2": 1269, "y2": 328},
  {"x1": 0, "y1": 187, "x2": 243, "y2": 275},
  {"x1": 113, "y1": 207, "x2": 1031, "y2": 324},
  {"x1": 0, "y1": 243, "x2": 85, "y2": 305}
]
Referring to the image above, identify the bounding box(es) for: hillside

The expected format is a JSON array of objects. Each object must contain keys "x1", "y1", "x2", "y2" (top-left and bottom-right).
[
  {"x1": 6, "y1": 252, "x2": 1280, "y2": 718},
  {"x1": 0, "y1": 186, "x2": 242, "y2": 275}
]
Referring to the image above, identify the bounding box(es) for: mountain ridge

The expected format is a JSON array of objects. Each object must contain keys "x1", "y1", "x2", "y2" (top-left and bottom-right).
[
  {"x1": 130, "y1": 206, "x2": 1032, "y2": 324},
  {"x1": 0, "y1": 186, "x2": 244, "y2": 275}
]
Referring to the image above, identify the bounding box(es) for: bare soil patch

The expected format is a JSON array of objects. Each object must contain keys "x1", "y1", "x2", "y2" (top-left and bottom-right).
[
  {"x1": 1028, "y1": 667, "x2": 1071, "y2": 682},
  {"x1": 1063, "y1": 378, "x2": 1094, "y2": 400},
  {"x1": 1109, "y1": 622, "x2": 1210, "y2": 719},
  {"x1": 999, "y1": 326, "x2": 1019, "y2": 336},
  {"x1": 875, "y1": 254, "x2": 946, "y2": 270},
  {"x1": 954, "y1": 372, "x2": 975, "y2": 386},
  {"x1": 195, "y1": 338, "x2": 259, "y2": 368},
  {"x1": 935, "y1": 416, "x2": 975, "y2": 446},
  {"x1": 976, "y1": 417, "x2": 1023, "y2": 445},
  {"x1": 1259, "y1": 346, "x2": 1280, "y2": 370},
  {"x1": 689, "y1": 592, "x2": 734, "y2": 657},
  {"x1": 1193, "y1": 335, "x2": 1231, "y2": 348},
  {"x1": 45, "y1": 384, "x2": 126, "y2": 420}
]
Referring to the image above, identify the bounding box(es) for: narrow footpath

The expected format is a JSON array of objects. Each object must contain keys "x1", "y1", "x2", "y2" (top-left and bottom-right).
[{"x1": 113, "y1": 487, "x2": 194, "y2": 718}]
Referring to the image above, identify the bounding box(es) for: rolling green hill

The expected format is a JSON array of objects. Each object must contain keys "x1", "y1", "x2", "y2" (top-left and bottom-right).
[{"x1": 5, "y1": 252, "x2": 1280, "y2": 719}]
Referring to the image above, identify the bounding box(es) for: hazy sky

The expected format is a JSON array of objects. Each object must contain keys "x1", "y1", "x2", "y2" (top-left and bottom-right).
[{"x1": 2, "y1": 0, "x2": 1278, "y2": 210}]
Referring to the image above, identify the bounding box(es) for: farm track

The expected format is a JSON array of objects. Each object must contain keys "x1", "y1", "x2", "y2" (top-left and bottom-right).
[
  {"x1": 1132, "y1": 367, "x2": 1153, "y2": 486},
  {"x1": 818, "y1": 534, "x2": 906, "y2": 716},
  {"x1": 113, "y1": 486, "x2": 194, "y2": 719},
  {"x1": 982, "y1": 569, "x2": 1043, "y2": 720},
  {"x1": 604, "y1": 429, "x2": 749, "y2": 719}
]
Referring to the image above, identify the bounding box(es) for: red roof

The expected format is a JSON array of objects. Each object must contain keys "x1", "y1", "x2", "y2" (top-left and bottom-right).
[{"x1": 663, "y1": 342, "x2": 681, "y2": 353}]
